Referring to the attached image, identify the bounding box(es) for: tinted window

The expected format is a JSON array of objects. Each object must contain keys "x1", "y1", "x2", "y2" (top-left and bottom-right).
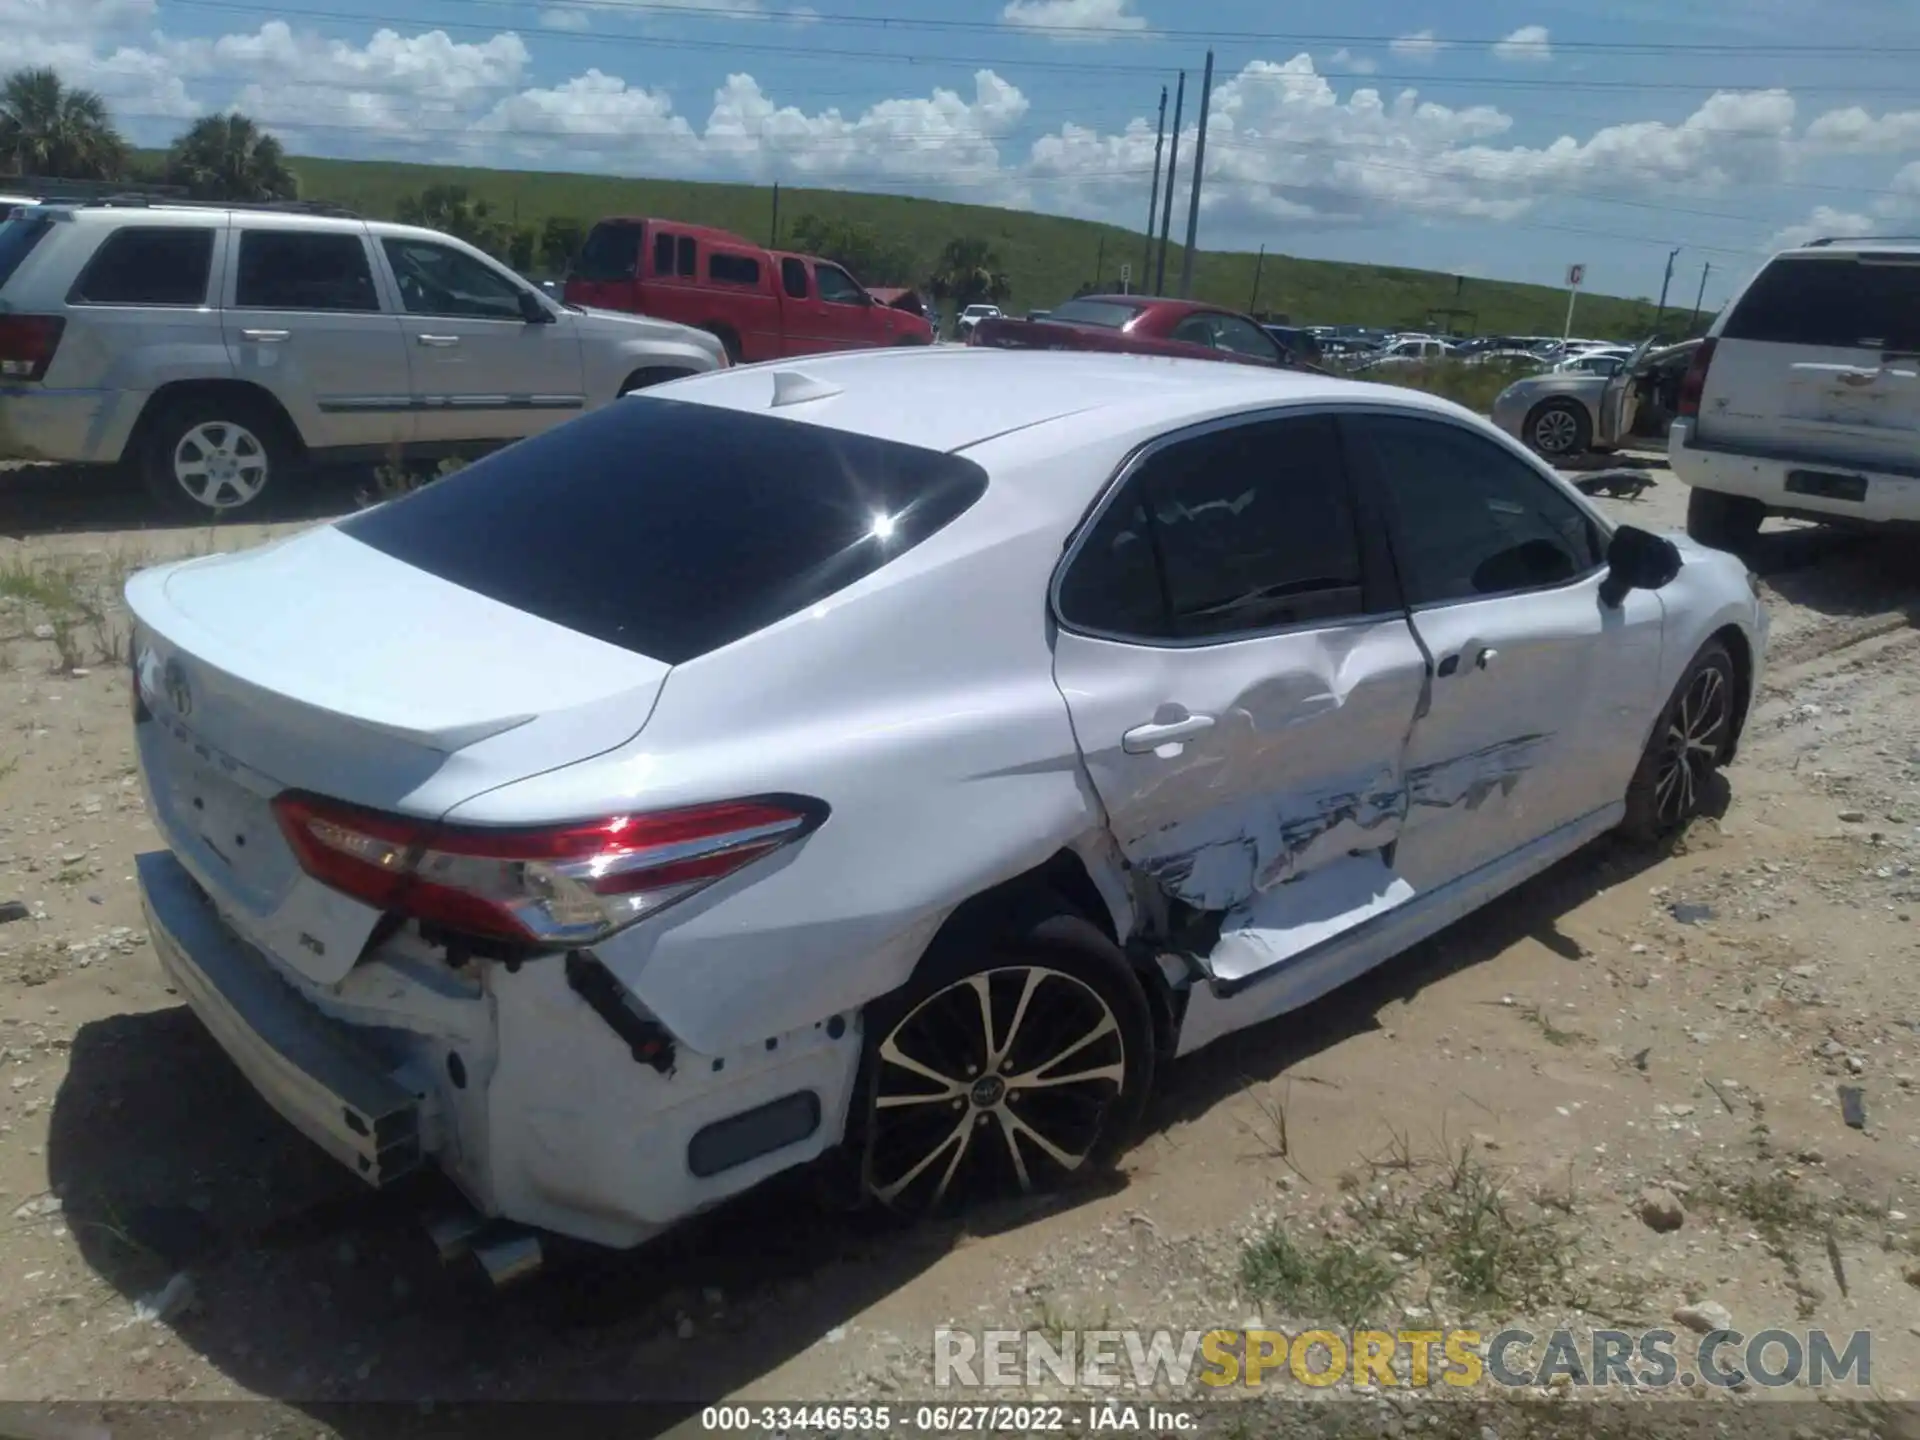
[
  {"x1": 653, "y1": 230, "x2": 674, "y2": 277},
  {"x1": 1354, "y1": 414, "x2": 1604, "y2": 605},
  {"x1": 382, "y1": 238, "x2": 524, "y2": 320},
  {"x1": 1058, "y1": 415, "x2": 1363, "y2": 640},
  {"x1": 1211, "y1": 315, "x2": 1280, "y2": 361},
  {"x1": 69, "y1": 227, "x2": 212, "y2": 306},
  {"x1": 816, "y1": 264, "x2": 865, "y2": 304},
  {"x1": 235, "y1": 231, "x2": 378, "y2": 312},
  {"x1": 709, "y1": 252, "x2": 760, "y2": 286},
  {"x1": 781, "y1": 256, "x2": 809, "y2": 299},
  {"x1": 1170, "y1": 316, "x2": 1216, "y2": 347},
  {"x1": 572, "y1": 221, "x2": 642, "y2": 282},
  {"x1": 339, "y1": 397, "x2": 989, "y2": 665},
  {"x1": 0, "y1": 215, "x2": 52, "y2": 291},
  {"x1": 1049, "y1": 299, "x2": 1142, "y2": 329},
  {"x1": 1725, "y1": 255, "x2": 1920, "y2": 351},
  {"x1": 676, "y1": 235, "x2": 696, "y2": 278}
]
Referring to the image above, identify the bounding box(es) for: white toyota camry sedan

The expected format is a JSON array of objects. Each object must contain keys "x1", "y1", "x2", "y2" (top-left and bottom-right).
[{"x1": 128, "y1": 349, "x2": 1768, "y2": 1263}]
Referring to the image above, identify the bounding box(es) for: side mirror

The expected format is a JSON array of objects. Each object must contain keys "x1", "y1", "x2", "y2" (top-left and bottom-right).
[
  {"x1": 518, "y1": 289, "x2": 553, "y2": 324},
  {"x1": 1599, "y1": 524, "x2": 1682, "y2": 608}
]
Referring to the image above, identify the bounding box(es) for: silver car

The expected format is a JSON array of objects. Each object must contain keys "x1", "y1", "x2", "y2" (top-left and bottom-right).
[
  {"x1": 0, "y1": 199, "x2": 726, "y2": 516},
  {"x1": 1491, "y1": 338, "x2": 1660, "y2": 459}
]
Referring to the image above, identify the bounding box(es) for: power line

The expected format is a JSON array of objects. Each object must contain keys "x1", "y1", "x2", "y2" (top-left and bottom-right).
[{"x1": 154, "y1": 0, "x2": 1920, "y2": 93}]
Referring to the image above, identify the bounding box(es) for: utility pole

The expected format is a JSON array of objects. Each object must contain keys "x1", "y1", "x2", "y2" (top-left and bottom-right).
[
  {"x1": 1094, "y1": 234, "x2": 1105, "y2": 291},
  {"x1": 1688, "y1": 261, "x2": 1713, "y2": 331},
  {"x1": 1141, "y1": 85, "x2": 1167, "y2": 284},
  {"x1": 1248, "y1": 244, "x2": 1265, "y2": 314},
  {"x1": 769, "y1": 182, "x2": 780, "y2": 247},
  {"x1": 1177, "y1": 48, "x2": 1215, "y2": 299},
  {"x1": 1155, "y1": 71, "x2": 1185, "y2": 295},
  {"x1": 1654, "y1": 246, "x2": 1680, "y2": 335}
]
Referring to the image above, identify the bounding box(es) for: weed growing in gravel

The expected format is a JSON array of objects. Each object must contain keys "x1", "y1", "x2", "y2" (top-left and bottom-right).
[{"x1": 1239, "y1": 1225, "x2": 1400, "y2": 1324}]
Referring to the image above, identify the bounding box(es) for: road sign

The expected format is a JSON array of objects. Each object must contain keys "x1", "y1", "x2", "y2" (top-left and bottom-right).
[{"x1": 1567, "y1": 263, "x2": 1586, "y2": 288}]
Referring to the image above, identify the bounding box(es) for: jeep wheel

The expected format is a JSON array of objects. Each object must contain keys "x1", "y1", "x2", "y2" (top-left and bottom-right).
[{"x1": 142, "y1": 395, "x2": 294, "y2": 518}]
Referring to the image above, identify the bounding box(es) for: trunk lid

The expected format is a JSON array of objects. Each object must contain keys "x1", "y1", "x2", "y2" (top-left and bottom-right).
[{"x1": 128, "y1": 525, "x2": 669, "y2": 983}]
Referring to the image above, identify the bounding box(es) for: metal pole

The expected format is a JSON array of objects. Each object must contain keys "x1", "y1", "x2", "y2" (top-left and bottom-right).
[
  {"x1": 1249, "y1": 244, "x2": 1265, "y2": 313},
  {"x1": 1155, "y1": 71, "x2": 1185, "y2": 295},
  {"x1": 1689, "y1": 261, "x2": 1712, "y2": 330},
  {"x1": 1094, "y1": 234, "x2": 1105, "y2": 291},
  {"x1": 1563, "y1": 282, "x2": 1579, "y2": 342},
  {"x1": 1177, "y1": 48, "x2": 1214, "y2": 299},
  {"x1": 1141, "y1": 85, "x2": 1167, "y2": 283},
  {"x1": 1654, "y1": 247, "x2": 1679, "y2": 334},
  {"x1": 769, "y1": 182, "x2": 780, "y2": 247}
]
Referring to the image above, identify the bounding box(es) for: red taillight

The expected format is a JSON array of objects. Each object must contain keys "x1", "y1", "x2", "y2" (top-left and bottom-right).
[
  {"x1": 0, "y1": 315, "x2": 65, "y2": 381},
  {"x1": 1677, "y1": 337, "x2": 1717, "y2": 418},
  {"x1": 271, "y1": 793, "x2": 823, "y2": 948}
]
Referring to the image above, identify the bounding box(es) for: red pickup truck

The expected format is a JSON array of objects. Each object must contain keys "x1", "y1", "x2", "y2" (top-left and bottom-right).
[
  {"x1": 971, "y1": 295, "x2": 1310, "y2": 369},
  {"x1": 564, "y1": 218, "x2": 932, "y2": 363}
]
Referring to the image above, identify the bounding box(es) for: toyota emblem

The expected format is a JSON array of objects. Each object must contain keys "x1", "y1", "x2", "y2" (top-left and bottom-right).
[{"x1": 162, "y1": 658, "x2": 193, "y2": 717}]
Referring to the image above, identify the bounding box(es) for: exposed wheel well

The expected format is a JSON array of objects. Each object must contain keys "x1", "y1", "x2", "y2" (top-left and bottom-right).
[
  {"x1": 1710, "y1": 622, "x2": 1756, "y2": 760},
  {"x1": 915, "y1": 849, "x2": 1180, "y2": 1058},
  {"x1": 127, "y1": 380, "x2": 305, "y2": 465},
  {"x1": 700, "y1": 323, "x2": 742, "y2": 362},
  {"x1": 619, "y1": 365, "x2": 696, "y2": 395}
]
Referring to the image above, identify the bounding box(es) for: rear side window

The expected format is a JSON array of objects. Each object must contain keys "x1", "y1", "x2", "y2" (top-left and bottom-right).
[
  {"x1": 235, "y1": 231, "x2": 378, "y2": 312},
  {"x1": 0, "y1": 215, "x2": 53, "y2": 291},
  {"x1": 339, "y1": 398, "x2": 989, "y2": 665},
  {"x1": 573, "y1": 222, "x2": 642, "y2": 282},
  {"x1": 1725, "y1": 255, "x2": 1920, "y2": 351},
  {"x1": 781, "y1": 257, "x2": 809, "y2": 299},
  {"x1": 709, "y1": 252, "x2": 760, "y2": 286},
  {"x1": 1049, "y1": 299, "x2": 1142, "y2": 329},
  {"x1": 70, "y1": 227, "x2": 213, "y2": 306}
]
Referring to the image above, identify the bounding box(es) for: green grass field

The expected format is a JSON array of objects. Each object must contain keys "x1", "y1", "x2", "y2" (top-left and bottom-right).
[{"x1": 282, "y1": 152, "x2": 1676, "y2": 339}]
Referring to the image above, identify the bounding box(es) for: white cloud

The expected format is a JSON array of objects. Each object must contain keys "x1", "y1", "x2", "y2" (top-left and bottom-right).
[
  {"x1": 1389, "y1": 30, "x2": 1440, "y2": 62},
  {"x1": 1326, "y1": 47, "x2": 1378, "y2": 75},
  {"x1": 1802, "y1": 105, "x2": 1920, "y2": 154},
  {"x1": 1001, "y1": 0, "x2": 1149, "y2": 40},
  {"x1": 538, "y1": 6, "x2": 592, "y2": 30},
  {"x1": 1771, "y1": 206, "x2": 1876, "y2": 250},
  {"x1": 1491, "y1": 25, "x2": 1552, "y2": 64}
]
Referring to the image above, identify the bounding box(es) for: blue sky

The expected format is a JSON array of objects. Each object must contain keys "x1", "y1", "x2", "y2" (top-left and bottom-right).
[{"x1": 16, "y1": 0, "x2": 1920, "y2": 309}]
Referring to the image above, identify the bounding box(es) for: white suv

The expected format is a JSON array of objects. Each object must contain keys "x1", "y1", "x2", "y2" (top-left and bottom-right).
[
  {"x1": 0, "y1": 199, "x2": 727, "y2": 516},
  {"x1": 1672, "y1": 237, "x2": 1920, "y2": 547}
]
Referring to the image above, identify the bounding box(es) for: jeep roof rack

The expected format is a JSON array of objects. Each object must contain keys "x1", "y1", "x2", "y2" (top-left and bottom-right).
[
  {"x1": 1804, "y1": 234, "x2": 1920, "y2": 248},
  {"x1": 78, "y1": 193, "x2": 363, "y2": 219}
]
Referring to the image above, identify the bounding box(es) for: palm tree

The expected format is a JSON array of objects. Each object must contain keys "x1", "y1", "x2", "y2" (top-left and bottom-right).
[
  {"x1": 0, "y1": 67, "x2": 127, "y2": 181},
  {"x1": 165, "y1": 113, "x2": 298, "y2": 202},
  {"x1": 926, "y1": 236, "x2": 1011, "y2": 313}
]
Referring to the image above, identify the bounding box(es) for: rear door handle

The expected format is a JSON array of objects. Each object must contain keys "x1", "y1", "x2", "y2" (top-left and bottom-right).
[
  {"x1": 239, "y1": 329, "x2": 288, "y2": 343},
  {"x1": 1122, "y1": 714, "x2": 1216, "y2": 754},
  {"x1": 416, "y1": 334, "x2": 461, "y2": 347}
]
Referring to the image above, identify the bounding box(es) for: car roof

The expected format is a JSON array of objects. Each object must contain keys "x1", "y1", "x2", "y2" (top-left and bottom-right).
[
  {"x1": 653, "y1": 347, "x2": 1481, "y2": 456},
  {"x1": 1792, "y1": 236, "x2": 1920, "y2": 255}
]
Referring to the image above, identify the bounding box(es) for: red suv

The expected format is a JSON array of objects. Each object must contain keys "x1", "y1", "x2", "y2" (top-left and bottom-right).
[{"x1": 564, "y1": 218, "x2": 932, "y2": 363}]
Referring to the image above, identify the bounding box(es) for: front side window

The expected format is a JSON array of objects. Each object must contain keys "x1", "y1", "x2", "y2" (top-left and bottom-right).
[
  {"x1": 235, "y1": 231, "x2": 378, "y2": 312},
  {"x1": 1058, "y1": 414, "x2": 1365, "y2": 641},
  {"x1": 1351, "y1": 413, "x2": 1605, "y2": 606},
  {"x1": 382, "y1": 238, "x2": 525, "y2": 320},
  {"x1": 69, "y1": 227, "x2": 213, "y2": 306},
  {"x1": 815, "y1": 264, "x2": 866, "y2": 305},
  {"x1": 1210, "y1": 315, "x2": 1282, "y2": 362}
]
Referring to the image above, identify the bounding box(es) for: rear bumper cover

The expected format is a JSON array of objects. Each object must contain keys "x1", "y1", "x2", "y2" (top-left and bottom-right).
[
  {"x1": 0, "y1": 386, "x2": 146, "y2": 465},
  {"x1": 1669, "y1": 421, "x2": 1920, "y2": 525},
  {"x1": 137, "y1": 849, "x2": 425, "y2": 1186}
]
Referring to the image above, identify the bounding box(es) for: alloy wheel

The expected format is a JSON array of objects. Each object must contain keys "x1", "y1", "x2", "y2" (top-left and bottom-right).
[
  {"x1": 1532, "y1": 407, "x2": 1581, "y2": 455},
  {"x1": 1654, "y1": 663, "x2": 1730, "y2": 826},
  {"x1": 173, "y1": 421, "x2": 269, "y2": 510},
  {"x1": 866, "y1": 965, "x2": 1128, "y2": 1212}
]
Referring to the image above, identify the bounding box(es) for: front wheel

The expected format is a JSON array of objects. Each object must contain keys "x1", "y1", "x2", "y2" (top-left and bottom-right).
[
  {"x1": 858, "y1": 912, "x2": 1153, "y2": 1218},
  {"x1": 1621, "y1": 640, "x2": 1738, "y2": 843}
]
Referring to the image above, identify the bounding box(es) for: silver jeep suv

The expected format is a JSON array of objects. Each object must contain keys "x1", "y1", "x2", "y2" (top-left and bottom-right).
[{"x1": 0, "y1": 198, "x2": 728, "y2": 516}]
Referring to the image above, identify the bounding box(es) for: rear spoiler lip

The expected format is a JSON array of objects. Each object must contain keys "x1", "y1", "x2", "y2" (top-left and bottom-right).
[{"x1": 123, "y1": 562, "x2": 538, "y2": 754}]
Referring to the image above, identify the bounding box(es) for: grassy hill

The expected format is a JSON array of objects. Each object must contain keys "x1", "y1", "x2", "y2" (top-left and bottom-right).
[{"x1": 282, "y1": 153, "x2": 1673, "y2": 339}]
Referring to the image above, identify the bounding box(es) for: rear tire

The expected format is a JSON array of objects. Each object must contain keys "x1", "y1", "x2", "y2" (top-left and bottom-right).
[
  {"x1": 854, "y1": 907, "x2": 1153, "y2": 1220},
  {"x1": 140, "y1": 392, "x2": 296, "y2": 519},
  {"x1": 1620, "y1": 639, "x2": 1738, "y2": 844},
  {"x1": 1524, "y1": 398, "x2": 1592, "y2": 459},
  {"x1": 1685, "y1": 487, "x2": 1765, "y2": 552}
]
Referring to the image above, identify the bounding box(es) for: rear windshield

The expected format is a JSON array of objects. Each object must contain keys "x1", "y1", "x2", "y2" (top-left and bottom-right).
[
  {"x1": 338, "y1": 397, "x2": 989, "y2": 665},
  {"x1": 570, "y1": 221, "x2": 642, "y2": 282},
  {"x1": 1724, "y1": 255, "x2": 1920, "y2": 351},
  {"x1": 1049, "y1": 299, "x2": 1143, "y2": 329},
  {"x1": 0, "y1": 214, "x2": 53, "y2": 291}
]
